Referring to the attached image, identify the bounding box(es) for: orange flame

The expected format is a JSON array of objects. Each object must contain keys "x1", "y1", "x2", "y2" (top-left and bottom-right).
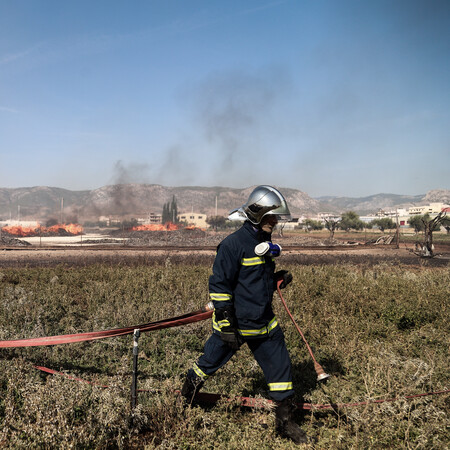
[
  {"x1": 1, "y1": 223, "x2": 83, "y2": 237},
  {"x1": 184, "y1": 225, "x2": 206, "y2": 231},
  {"x1": 131, "y1": 222, "x2": 179, "y2": 231},
  {"x1": 46, "y1": 223, "x2": 83, "y2": 235},
  {"x1": 1, "y1": 226, "x2": 37, "y2": 237}
]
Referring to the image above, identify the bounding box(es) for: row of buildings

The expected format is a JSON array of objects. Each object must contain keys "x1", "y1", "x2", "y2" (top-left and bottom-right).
[
  {"x1": 3, "y1": 203, "x2": 447, "y2": 231},
  {"x1": 364, "y1": 202, "x2": 448, "y2": 227},
  {"x1": 119, "y1": 202, "x2": 449, "y2": 230},
  {"x1": 98, "y1": 212, "x2": 209, "y2": 229}
]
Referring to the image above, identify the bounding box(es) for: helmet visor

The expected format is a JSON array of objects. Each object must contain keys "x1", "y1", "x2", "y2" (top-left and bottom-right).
[{"x1": 267, "y1": 204, "x2": 291, "y2": 222}]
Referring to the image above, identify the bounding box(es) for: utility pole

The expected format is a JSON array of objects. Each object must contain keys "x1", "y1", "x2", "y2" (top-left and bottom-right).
[{"x1": 395, "y1": 210, "x2": 400, "y2": 249}]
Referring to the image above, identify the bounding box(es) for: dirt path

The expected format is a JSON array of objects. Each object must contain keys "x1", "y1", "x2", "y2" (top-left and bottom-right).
[{"x1": 1, "y1": 243, "x2": 448, "y2": 268}]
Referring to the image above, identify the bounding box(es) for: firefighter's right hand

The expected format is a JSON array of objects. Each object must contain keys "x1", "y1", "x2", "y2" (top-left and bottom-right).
[
  {"x1": 215, "y1": 308, "x2": 243, "y2": 350},
  {"x1": 275, "y1": 270, "x2": 293, "y2": 289},
  {"x1": 219, "y1": 330, "x2": 243, "y2": 351}
]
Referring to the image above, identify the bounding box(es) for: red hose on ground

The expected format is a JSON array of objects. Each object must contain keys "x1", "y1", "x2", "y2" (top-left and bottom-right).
[
  {"x1": 33, "y1": 365, "x2": 450, "y2": 411},
  {"x1": 4, "y1": 293, "x2": 448, "y2": 413}
]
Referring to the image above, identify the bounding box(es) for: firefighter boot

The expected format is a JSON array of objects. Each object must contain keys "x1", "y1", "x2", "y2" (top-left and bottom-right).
[
  {"x1": 275, "y1": 397, "x2": 308, "y2": 444},
  {"x1": 180, "y1": 374, "x2": 204, "y2": 405}
]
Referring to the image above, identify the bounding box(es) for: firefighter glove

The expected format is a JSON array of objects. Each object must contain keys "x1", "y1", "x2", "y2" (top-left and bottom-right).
[
  {"x1": 215, "y1": 307, "x2": 243, "y2": 350},
  {"x1": 275, "y1": 270, "x2": 293, "y2": 289}
]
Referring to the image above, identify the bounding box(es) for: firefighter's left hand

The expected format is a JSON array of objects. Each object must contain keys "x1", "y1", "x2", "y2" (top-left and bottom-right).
[
  {"x1": 219, "y1": 330, "x2": 243, "y2": 351},
  {"x1": 215, "y1": 307, "x2": 244, "y2": 350},
  {"x1": 275, "y1": 270, "x2": 293, "y2": 289}
]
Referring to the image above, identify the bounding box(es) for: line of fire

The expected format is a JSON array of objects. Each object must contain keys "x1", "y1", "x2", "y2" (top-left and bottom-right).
[{"x1": 0, "y1": 222, "x2": 202, "y2": 238}]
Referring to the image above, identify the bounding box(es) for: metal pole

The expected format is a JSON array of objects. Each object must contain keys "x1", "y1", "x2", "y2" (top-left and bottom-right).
[
  {"x1": 131, "y1": 328, "x2": 140, "y2": 409},
  {"x1": 395, "y1": 210, "x2": 400, "y2": 249}
]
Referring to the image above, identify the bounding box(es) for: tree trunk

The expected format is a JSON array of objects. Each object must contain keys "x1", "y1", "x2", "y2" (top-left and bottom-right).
[{"x1": 423, "y1": 222, "x2": 434, "y2": 257}]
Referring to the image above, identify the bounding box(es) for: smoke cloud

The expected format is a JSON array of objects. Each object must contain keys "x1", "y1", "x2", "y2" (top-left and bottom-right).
[
  {"x1": 143, "y1": 67, "x2": 292, "y2": 188},
  {"x1": 108, "y1": 161, "x2": 150, "y2": 213},
  {"x1": 112, "y1": 160, "x2": 151, "y2": 185},
  {"x1": 109, "y1": 68, "x2": 293, "y2": 190},
  {"x1": 192, "y1": 68, "x2": 291, "y2": 185}
]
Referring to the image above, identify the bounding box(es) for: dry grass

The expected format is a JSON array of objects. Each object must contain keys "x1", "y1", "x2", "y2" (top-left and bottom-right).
[{"x1": 0, "y1": 260, "x2": 449, "y2": 448}]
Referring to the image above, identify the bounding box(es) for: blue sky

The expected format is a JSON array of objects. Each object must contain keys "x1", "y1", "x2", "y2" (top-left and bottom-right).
[{"x1": 1, "y1": 0, "x2": 449, "y2": 197}]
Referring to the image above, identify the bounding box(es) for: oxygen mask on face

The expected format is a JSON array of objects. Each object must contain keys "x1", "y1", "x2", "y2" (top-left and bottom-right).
[{"x1": 254, "y1": 241, "x2": 282, "y2": 257}]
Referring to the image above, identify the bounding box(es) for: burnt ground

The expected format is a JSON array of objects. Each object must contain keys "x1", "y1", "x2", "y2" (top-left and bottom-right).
[{"x1": 1, "y1": 229, "x2": 449, "y2": 268}]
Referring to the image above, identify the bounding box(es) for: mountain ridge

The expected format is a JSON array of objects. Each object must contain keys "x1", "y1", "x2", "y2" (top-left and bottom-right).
[{"x1": 0, "y1": 185, "x2": 448, "y2": 223}]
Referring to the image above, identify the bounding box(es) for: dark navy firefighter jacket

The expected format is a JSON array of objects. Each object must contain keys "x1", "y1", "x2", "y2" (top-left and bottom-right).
[{"x1": 209, "y1": 220, "x2": 280, "y2": 338}]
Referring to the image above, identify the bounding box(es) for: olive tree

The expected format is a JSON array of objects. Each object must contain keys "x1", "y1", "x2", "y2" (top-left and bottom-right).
[
  {"x1": 339, "y1": 211, "x2": 365, "y2": 231},
  {"x1": 412, "y1": 212, "x2": 448, "y2": 257},
  {"x1": 206, "y1": 215, "x2": 227, "y2": 231},
  {"x1": 408, "y1": 214, "x2": 426, "y2": 234},
  {"x1": 303, "y1": 219, "x2": 323, "y2": 232},
  {"x1": 370, "y1": 217, "x2": 396, "y2": 233},
  {"x1": 422, "y1": 212, "x2": 447, "y2": 257},
  {"x1": 324, "y1": 218, "x2": 341, "y2": 239}
]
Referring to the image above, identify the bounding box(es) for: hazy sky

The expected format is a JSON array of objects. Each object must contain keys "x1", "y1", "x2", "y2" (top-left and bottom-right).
[{"x1": 1, "y1": 0, "x2": 449, "y2": 197}]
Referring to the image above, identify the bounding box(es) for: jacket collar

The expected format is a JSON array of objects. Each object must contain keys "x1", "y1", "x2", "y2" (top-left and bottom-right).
[{"x1": 243, "y1": 220, "x2": 272, "y2": 242}]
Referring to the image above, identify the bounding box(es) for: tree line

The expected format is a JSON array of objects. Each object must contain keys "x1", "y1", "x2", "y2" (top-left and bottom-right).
[{"x1": 304, "y1": 211, "x2": 449, "y2": 235}]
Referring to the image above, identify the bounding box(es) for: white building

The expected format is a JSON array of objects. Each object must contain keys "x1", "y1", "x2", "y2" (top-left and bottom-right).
[
  {"x1": 137, "y1": 213, "x2": 162, "y2": 224},
  {"x1": 280, "y1": 217, "x2": 301, "y2": 230},
  {"x1": 408, "y1": 203, "x2": 448, "y2": 215},
  {"x1": 177, "y1": 212, "x2": 208, "y2": 228}
]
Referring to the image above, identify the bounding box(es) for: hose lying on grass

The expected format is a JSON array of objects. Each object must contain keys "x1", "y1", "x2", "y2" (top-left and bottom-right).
[
  {"x1": 34, "y1": 364, "x2": 450, "y2": 411},
  {"x1": 2, "y1": 300, "x2": 448, "y2": 412}
]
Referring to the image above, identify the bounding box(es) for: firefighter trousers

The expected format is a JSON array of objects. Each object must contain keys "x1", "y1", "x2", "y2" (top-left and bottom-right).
[{"x1": 187, "y1": 326, "x2": 294, "y2": 401}]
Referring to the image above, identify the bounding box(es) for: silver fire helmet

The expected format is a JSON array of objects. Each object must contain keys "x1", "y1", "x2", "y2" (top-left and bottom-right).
[{"x1": 228, "y1": 185, "x2": 292, "y2": 225}]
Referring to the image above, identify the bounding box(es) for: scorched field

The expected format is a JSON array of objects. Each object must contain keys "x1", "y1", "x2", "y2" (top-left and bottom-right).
[{"x1": 0, "y1": 248, "x2": 449, "y2": 448}]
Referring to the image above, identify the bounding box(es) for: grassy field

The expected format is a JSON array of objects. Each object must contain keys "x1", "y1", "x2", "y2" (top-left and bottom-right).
[{"x1": 0, "y1": 259, "x2": 449, "y2": 448}]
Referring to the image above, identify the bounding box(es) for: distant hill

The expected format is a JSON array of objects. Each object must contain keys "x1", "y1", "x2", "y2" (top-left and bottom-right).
[
  {"x1": 0, "y1": 185, "x2": 322, "y2": 223},
  {"x1": 316, "y1": 193, "x2": 424, "y2": 215},
  {"x1": 0, "y1": 186, "x2": 90, "y2": 224},
  {"x1": 317, "y1": 189, "x2": 450, "y2": 215},
  {"x1": 0, "y1": 185, "x2": 448, "y2": 223},
  {"x1": 83, "y1": 184, "x2": 322, "y2": 217}
]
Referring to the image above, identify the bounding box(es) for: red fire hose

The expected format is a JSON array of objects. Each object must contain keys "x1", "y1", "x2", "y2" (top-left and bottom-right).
[
  {"x1": 34, "y1": 364, "x2": 450, "y2": 411},
  {"x1": 0, "y1": 307, "x2": 213, "y2": 348},
  {"x1": 2, "y1": 297, "x2": 447, "y2": 412},
  {"x1": 277, "y1": 279, "x2": 330, "y2": 381}
]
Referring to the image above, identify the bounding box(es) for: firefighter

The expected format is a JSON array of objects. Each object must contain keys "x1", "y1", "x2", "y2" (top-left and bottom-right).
[{"x1": 181, "y1": 185, "x2": 309, "y2": 444}]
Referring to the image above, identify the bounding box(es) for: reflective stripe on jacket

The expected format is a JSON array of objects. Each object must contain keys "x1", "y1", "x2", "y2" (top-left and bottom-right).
[{"x1": 209, "y1": 221, "x2": 279, "y2": 337}]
